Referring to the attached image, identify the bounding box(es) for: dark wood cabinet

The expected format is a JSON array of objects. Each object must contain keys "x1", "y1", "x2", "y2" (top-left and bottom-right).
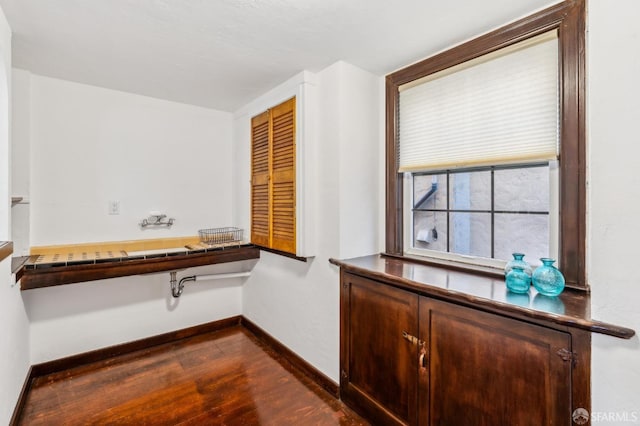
[
  {"x1": 334, "y1": 254, "x2": 635, "y2": 426},
  {"x1": 340, "y1": 270, "x2": 580, "y2": 426},
  {"x1": 340, "y1": 273, "x2": 418, "y2": 425},
  {"x1": 418, "y1": 298, "x2": 571, "y2": 425}
]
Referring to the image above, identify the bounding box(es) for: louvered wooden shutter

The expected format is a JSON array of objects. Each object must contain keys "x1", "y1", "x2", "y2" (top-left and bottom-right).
[
  {"x1": 250, "y1": 97, "x2": 296, "y2": 254},
  {"x1": 270, "y1": 98, "x2": 296, "y2": 253},
  {"x1": 251, "y1": 111, "x2": 270, "y2": 247}
]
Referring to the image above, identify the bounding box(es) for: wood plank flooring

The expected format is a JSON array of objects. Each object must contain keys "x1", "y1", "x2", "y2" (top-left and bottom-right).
[{"x1": 18, "y1": 326, "x2": 368, "y2": 425}]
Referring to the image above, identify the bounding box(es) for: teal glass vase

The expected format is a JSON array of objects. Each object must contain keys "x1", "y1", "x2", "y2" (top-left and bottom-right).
[
  {"x1": 505, "y1": 253, "x2": 533, "y2": 278},
  {"x1": 505, "y1": 265, "x2": 531, "y2": 294},
  {"x1": 532, "y1": 258, "x2": 565, "y2": 296}
]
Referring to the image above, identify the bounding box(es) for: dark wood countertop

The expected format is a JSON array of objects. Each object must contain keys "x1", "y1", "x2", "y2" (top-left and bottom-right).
[
  {"x1": 0, "y1": 241, "x2": 13, "y2": 264},
  {"x1": 0, "y1": 241, "x2": 13, "y2": 262},
  {"x1": 18, "y1": 245, "x2": 260, "y2": 290},
  {"x1": 330, "y1": 254, "x2": 635, "y2": 339}
]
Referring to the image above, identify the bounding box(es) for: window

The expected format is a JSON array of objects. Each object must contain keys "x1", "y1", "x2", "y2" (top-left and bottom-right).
[
  {"x1": 251, "y1": 97, "x2": 297, "y2": 255},
  {"x1": 400, "y1": 30, "x2": 559, "y2": 268},
  {"x1": 386, "y1": 0, "x2": 586, "y2": 289},
  {"x1": 407, "y1": 164, "x2": 556, "y2": 268}
]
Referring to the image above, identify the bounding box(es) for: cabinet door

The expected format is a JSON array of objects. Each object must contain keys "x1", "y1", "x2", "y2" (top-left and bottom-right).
[
  {"x1": 270, "y1": 97, "x2": 296, "y2": 254},
  {"x1": 250, "y1": 97, "x2": 297, "y2": 254},
  {"x1": 341, "y1": 272, "x2": 419, "y2": 425},
  {"x1": 418, "y1": 298, "x2": 572, "y2": 426},
  {"x1": 250, "y1": 110, "x2": 270, "y2": 247}
]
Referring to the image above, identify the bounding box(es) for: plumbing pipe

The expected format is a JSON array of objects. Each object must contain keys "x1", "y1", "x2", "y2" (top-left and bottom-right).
[
  {"x1": 192, "y1": 272, "x2": 251, "y2": 281},
  {"x1": 171, "y1": 271, "x2": 251, "y2": 298}
]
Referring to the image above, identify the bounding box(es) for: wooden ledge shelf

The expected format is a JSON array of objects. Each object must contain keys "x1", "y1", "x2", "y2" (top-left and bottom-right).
[
  {"x1": 18, "y1": 245, "x2": 260, "y2": 290},
  {"x1": 0, "y1": 241, "x2": 13, "y2": 264},
  {"x1": 329, "y1": 254, "x2": 635, "y2": 339}
]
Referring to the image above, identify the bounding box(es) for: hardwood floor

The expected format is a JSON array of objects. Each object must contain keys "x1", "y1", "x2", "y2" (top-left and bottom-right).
[{"x1": 17, "y1": 326, "x2": 368, "y2": 425}]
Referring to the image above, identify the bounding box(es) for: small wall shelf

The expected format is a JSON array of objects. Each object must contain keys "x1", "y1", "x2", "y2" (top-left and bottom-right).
[
  {"x1": 0, "y1": 241, "x2": 13, "y2": 263},
  {"x1": 17, "y1": 244, "x2": 259, "y2": 290}
]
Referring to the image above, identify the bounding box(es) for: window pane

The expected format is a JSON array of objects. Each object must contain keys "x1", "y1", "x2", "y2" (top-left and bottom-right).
[
  {"x1": 449, "y1": 212, "x2": 491, "y2": 258},
  {"x1": 409, "y1": 164, "x2": 553, "y2": 265},
  {"x1": 413, "y1": 211, "x2": 447, "y2": 252},
  {"x1": 449, "y1": 171, "x2": 491, "y2": 211},
  {"x1": 413, "y1": 174, "x2": 446, "y2": 210},
  {"x1": 494, "y1": 213, "x2": 549, "y2": 265},
  {"x1": 494, "y1": 166, "x2": 549, "y2": 212}
]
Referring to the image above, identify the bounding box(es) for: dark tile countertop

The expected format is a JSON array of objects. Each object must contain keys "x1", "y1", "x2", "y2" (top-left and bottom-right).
[
  {"x1": 11, "y1": 255, "x2": 29, "y2": 274},
  {"x1": 16, "y1": 243, "x2": 259, "y2": 290},
  {"x1": 23, "y1": 241, "x2": 250, "y2": 270}
]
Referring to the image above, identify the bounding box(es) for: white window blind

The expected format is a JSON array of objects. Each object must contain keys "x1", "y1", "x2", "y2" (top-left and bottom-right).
[{"x1": 398, "y1": 31, "x2": 559, "y2": 173}]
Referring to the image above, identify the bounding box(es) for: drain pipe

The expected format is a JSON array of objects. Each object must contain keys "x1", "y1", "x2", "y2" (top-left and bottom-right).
[{"x1": 170, "y1": 271, "x2": 251, "y2": 298}]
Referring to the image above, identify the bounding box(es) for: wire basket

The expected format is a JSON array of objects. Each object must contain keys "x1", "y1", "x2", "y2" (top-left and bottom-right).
[{"x1": 198, "y1": 227, "x2": 244, "y2": 246}]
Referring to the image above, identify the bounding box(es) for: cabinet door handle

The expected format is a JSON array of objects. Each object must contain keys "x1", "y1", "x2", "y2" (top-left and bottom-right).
[
  {"x1": 402, "y1": 331, "x2": 424, "y2": 346},
  {"x1": 419, "y1": 343, "x2": 428, "y2": 370}
]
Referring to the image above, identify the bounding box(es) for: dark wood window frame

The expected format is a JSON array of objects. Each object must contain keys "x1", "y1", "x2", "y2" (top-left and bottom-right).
[{"x1": 386, "y1": 0, "x2": 586, "y2": 290}]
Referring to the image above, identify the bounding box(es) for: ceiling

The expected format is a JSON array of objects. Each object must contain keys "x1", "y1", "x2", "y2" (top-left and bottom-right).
[{"x1": 0, "y1": 0, "x2": 558, "y2": 112}]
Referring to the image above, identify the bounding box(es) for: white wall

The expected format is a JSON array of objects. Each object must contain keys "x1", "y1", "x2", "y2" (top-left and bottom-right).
[
  {"x1": 0, "y1": 6, "x2": 30, "y2": 425},
  {"x1": 10, "y1": 73, "x2": 248, "y2": 364},
  {"x1": 0, "y1": 11, "x2": 8, "y2": 241},
  {"x1": 26, "y1": 74, "x2": 234, "y2": 246},
  {"x1": 337, "y1": 63, "x2": 380, "y2": 259},
  {"x1": 24, "y1": 261, "x2": 251, "y2": 363},
  {"x1": 236, "y1": 62, "x2": 381, "y2": 381},
  {"x1": 11, "y1": 69, "x2": 31, "y2": 256},
  {"x1": 588, "y1": 0, "x2": 640, "y2": 422}
]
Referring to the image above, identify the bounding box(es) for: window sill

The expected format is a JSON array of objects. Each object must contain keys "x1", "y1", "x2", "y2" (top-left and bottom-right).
[
  {"x1": 390, "y1": 252, "x2": 589, "y2": 292},
  {"x1": 329, "y1": 253, "x2": 635, "y2": 339},
  {"x1": 390, "y1": 251, "x2": 506, "y2": 279}
]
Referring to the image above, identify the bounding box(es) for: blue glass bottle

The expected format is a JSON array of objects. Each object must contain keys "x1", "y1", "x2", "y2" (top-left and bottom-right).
[
  {"x1": 505, "y1": 253, "x2": 533, "y2": 278},
  {"x1": 532, "y1": 258, "x2": 565, "y2": 296},
  {"x1": 505, "y1": 265, "x2": 531, "y2": 294}
]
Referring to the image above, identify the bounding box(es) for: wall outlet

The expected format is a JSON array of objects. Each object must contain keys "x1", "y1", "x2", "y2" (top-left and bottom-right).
[{"x1": 108, "y1": 200, "x2": 120, "y2": 215}]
